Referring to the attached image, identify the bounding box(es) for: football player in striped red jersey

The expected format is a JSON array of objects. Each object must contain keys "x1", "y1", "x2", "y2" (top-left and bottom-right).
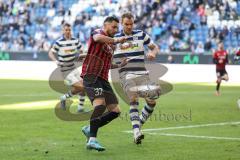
[
  {"x1": 81, "y1": 16, "x2": 128, "y2": 151},
  {"x1": 212, "y1": 42, "x2": 229, "y2": 96}
]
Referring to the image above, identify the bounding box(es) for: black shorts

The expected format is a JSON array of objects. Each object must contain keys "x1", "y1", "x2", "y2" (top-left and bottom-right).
[
  {"x1": 83, "y1": 74, "x2": 118, "y2": 105},
  {"x1": 216, "y1": 69, "x2": 228, "y2": 77}
]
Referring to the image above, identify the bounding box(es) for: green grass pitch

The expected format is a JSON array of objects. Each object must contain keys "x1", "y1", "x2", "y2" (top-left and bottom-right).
[{"x1": 0, "y1": 79, "x2": 239, "y2": 160}]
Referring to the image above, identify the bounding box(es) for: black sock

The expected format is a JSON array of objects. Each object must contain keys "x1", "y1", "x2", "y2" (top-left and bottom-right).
[
  {"x1": 90, "y1": 105, "x2": 106, "y2": 137},
  {"x1": 216, "y1": 82, "x2": 221, "y2": 91},
  {"x1": 98, "y1": 112, "x2": 120, "y2": 128}
]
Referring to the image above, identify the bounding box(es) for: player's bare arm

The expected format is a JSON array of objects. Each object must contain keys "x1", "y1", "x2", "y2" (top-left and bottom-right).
[
  {"x1": 146, "y1": 43, "x2": 159, "y2": 61},
  {"x1": 93, "y1": 34, "x2": 128, "y2": 44},
  {"x1": 48, "y1": 49, "x2": 58, "y2": 65},
  {"x1": 76, "y1": 54, "x2": 87, "y2": 61},
  {"x1": 75, "y1": 47, "x2": 86, "y2": 61}
]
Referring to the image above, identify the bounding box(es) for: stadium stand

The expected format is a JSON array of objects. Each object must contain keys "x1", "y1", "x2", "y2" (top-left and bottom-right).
[{"x1": 0, "y1": 0, "x2": 240, "y2": 54}]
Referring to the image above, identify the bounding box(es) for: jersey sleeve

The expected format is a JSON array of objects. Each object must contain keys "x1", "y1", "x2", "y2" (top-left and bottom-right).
[
  {"x1": 77, "y1": 39, "x2": 82, "y2": 50},
  {"x1": 91, "y1": 29, "x2": 102, "y2": 42},
  {"x1": 143, "y1": 32, "x2": 154, "y2": 46},
  {"x1": 91, "y1": 29, "x2": 102, "y2": 37},
  {"x1": 51, "y1": 42, "x2": 60, "y2": 53}
]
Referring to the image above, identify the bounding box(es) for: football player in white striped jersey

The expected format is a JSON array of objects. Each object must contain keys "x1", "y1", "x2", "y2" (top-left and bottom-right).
[
  {"x1": 115, "y1": 12, "x2": 160, "y2": 144},
  {"x1": 48, "y1": 23, "x2": 86, "y2": 112}
]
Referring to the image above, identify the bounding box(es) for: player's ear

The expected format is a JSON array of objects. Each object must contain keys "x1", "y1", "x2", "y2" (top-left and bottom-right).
[{"x1": 103, "y1": 22, "x2": 108, "y2": 29}]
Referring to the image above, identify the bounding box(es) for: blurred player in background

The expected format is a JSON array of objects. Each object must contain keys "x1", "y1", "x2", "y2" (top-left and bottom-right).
[
  {"x1": 81, "y1": 16, "x2": 128, "y2": 151},
  {"x1": 48, "y1": 23, "x2": 86, "y2": 112},
  {"x1": 213, "y1": 42, "x2": 229, "y2": 96},
  {"x1": 114, "y1": 12, "x2": 160, "y2": 144}
]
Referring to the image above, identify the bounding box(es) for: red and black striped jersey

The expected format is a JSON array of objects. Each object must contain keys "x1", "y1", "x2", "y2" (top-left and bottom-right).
[
  {"x1": 81, "y1": 29, "x2": 114, "y2": 80},
  {"x1": 213, "y1": 50, "x2": 228, "y2": 70}
]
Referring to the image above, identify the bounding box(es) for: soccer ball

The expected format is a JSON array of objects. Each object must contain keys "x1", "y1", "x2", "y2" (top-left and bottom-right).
[{"x1": 130, "y1": 84, "x2": 161, "y2": 100}]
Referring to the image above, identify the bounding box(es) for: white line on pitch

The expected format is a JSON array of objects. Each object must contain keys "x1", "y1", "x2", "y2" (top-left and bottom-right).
[
  {"x1": 123, "y1": 121, "x2": 240, "y2": 133},
  {"x1": 0, "y1": 93, "x2": 54, "y2": 97},
  {"x1": 147, "y1": 133, "x2": 240, "y2": 141}
]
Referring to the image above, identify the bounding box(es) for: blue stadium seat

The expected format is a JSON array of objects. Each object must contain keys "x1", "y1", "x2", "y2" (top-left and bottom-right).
[
  {"x1": 1, "y1": 0, "x2": 240, "y2": 52},
  {"x1": 225, "y1": 34, "x2": 231, "y2": 41},
  {"x1": 237, "y1": 2, "x2": 240, "y2": 14},
  {"x1": 232, "y1": 40, "x2": 238, "y2": 47},
  {"x1": 190, "y1": 30, "x2": 195, "y2": 37},
  {"x1": 231, "y1": 34, "x2": 237, "y2": 41},
  {"x1": 224, "y1": 40, "x2": 231, "y2": 48}
]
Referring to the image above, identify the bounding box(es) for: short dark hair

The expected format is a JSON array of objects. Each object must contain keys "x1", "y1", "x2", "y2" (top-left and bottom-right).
[
  {"x1": 104, "y1": 16, "x2": 119, "y2": 23},
  {"x1": 121, "y1": 12, "x2": 134, "y2": 20},
  {"x1": 63, "y1": 23, "x2": 71, "y2": 28}
]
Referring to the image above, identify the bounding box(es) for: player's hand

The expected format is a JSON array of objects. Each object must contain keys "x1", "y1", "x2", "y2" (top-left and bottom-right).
[
  {"x1": 114, "y1": 37, "x2": 128, "y2": 44},
  {"x1": 119, "y1": 57, "x2": 128, "y2": 67},
  {"x1": 119, "y1": 37, "x2": 128, "y2": 43},
  {"x1": 146, "y1": 52, "x2": 156, "y2": 61}
]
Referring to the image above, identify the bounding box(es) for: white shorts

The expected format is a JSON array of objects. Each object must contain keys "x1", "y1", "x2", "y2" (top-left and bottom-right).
[{"x1": 63, "y1": 68, "x2": 82, "y2": 86}]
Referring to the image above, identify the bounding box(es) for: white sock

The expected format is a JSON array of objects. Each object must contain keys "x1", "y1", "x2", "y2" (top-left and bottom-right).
[
  {"x1": 140, "y1": 103, "x2": 154, "y2": 126},
  {"x1": 78, "y1": 95, "x2": 85, "y2": 110},
  {"x1": 129, "y1": 102, "x2": 140, "y2": 133},
  {"x1": 133, "y1": 128, "x2": 140, "y2": 136}
]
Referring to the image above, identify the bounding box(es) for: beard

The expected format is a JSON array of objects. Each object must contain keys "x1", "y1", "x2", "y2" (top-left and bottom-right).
[{"x1": 107, "y1": 31, "x2": 114, "y2": 37}]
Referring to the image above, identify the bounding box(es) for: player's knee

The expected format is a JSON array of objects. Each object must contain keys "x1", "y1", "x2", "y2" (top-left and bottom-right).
[
  {"x1": 93, "y1": 98, "x2": 106, "y2": 106},
  {"x1": 73, "y1": 84, "x2": 84, "y2": 91},
  {"x1": 73, "y1": 81, "x2": 84, "y2": 88},
  {"x1": 224, "y1": 75, "x2": 229, "y2": 81},
  {"x1": 109, "y1": 108, "x2": 121, "y2": 119},
  {"x1": 111, "y1": 106, "x2": 121, "y2": 113},
  {"x1": 107, "y1": 103, "x2": 121, "y2": 113},
  {"x1": 130, "y1": 95, "x2": 138, "y2": 103}
]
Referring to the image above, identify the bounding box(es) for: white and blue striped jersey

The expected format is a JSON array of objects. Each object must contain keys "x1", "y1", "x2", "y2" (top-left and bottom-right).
[
  {"x1": 51, "y1": 37, "x2": 82, "y2": 72},
  {"x1": 114, "y1": 30, "x2": 154, "y2": 72}
]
